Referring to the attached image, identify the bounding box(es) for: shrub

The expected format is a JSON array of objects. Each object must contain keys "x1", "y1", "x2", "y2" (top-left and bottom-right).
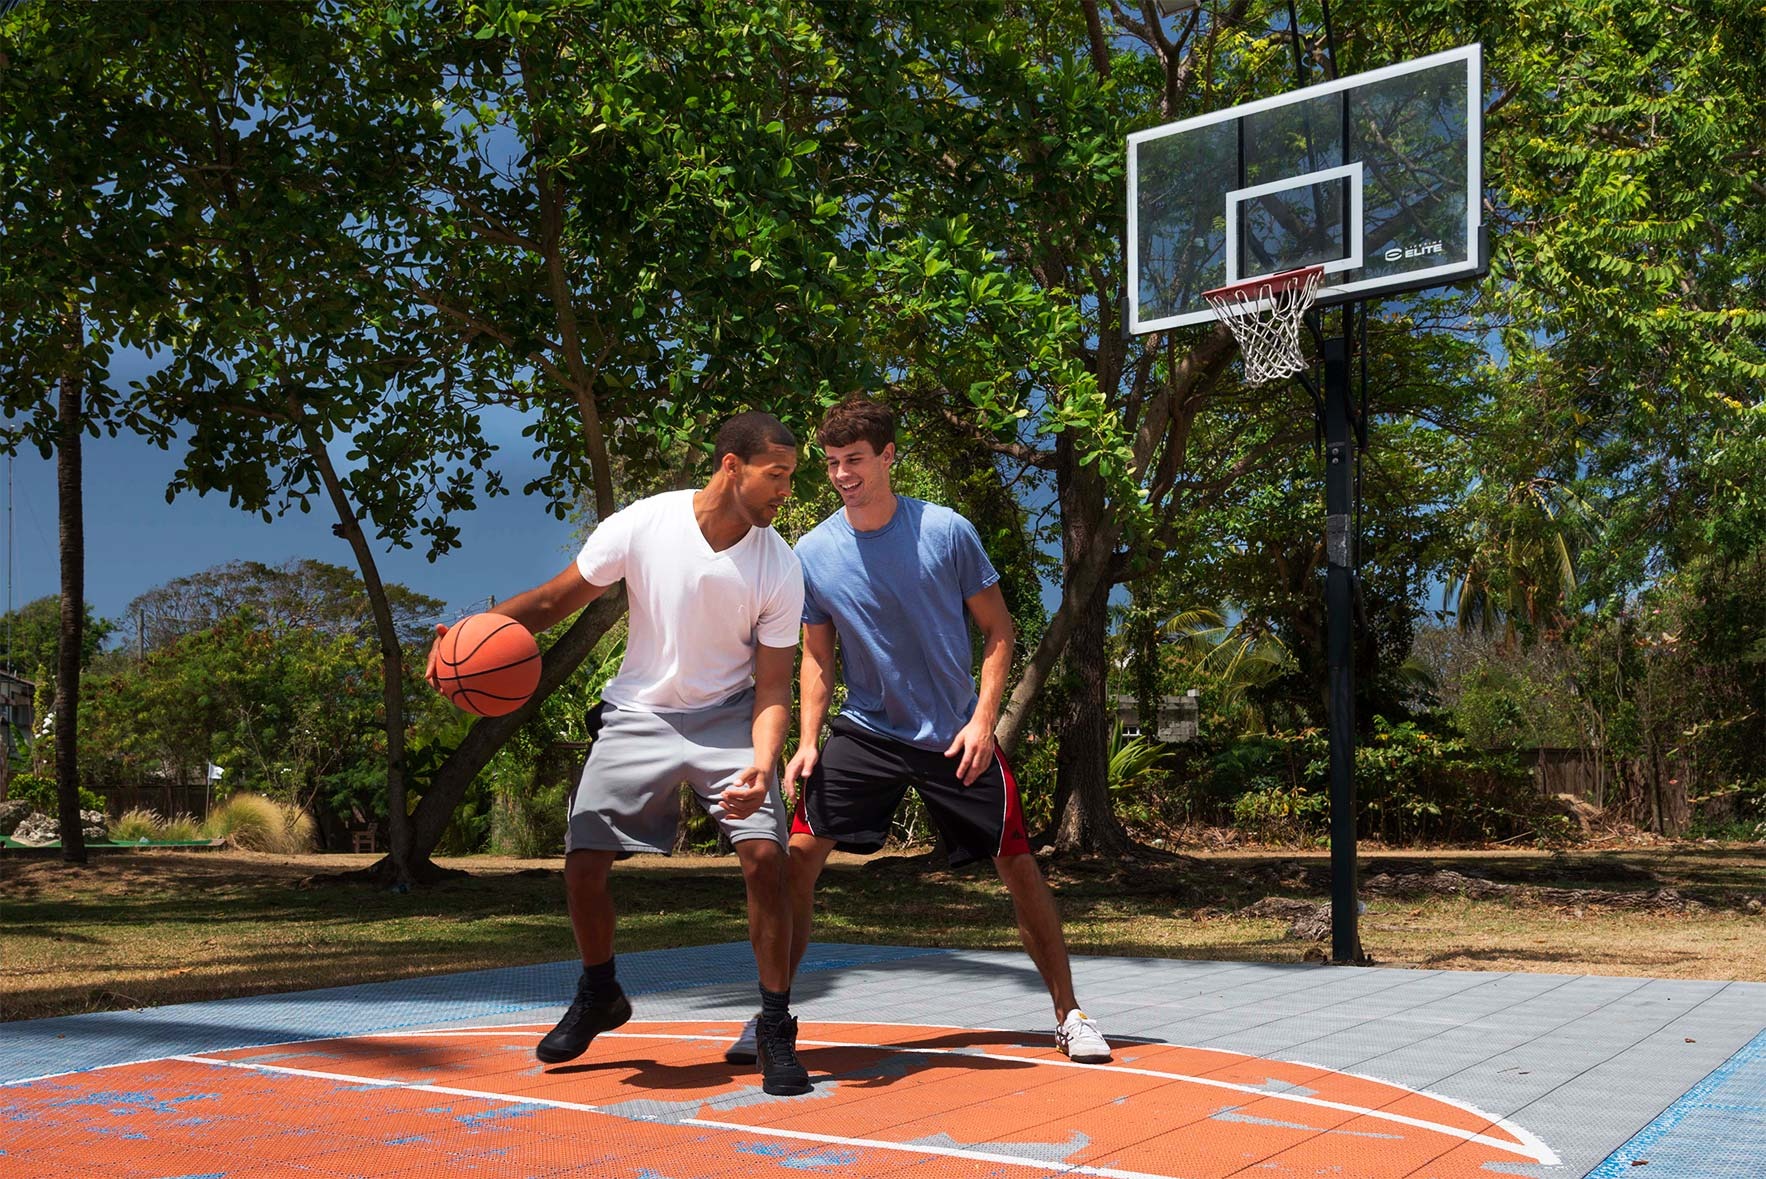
[
  {"x1": 1108, "y1": 725, "x2": 1173, "y2": 830},
  {"x1": 484, "y1": 744, "x2": 569, "y2": 857},
  {"x1": 1231, "y1": 781, "x2": 1328, "y2": 844},
  {"x1": 6, "y1": 771, "x2": 103, "y2": 816},
  {"x1": 1687, "y1": 778, "x2": 1766, "y2": 841},
  {"x1": 1352, "y1": 718, "x2": 1549, "y2": 844},
  {"x1": 1196, "y1": 719, "x2": 1561, "y2": 845},
  {"x1": 205, "y1": 793, "x2": 316, "y2": 853}
]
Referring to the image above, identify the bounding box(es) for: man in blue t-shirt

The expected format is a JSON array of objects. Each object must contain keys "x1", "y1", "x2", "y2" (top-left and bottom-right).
[{"x1": 725, "y1": 396, "x2": 1112, "y2": 1066}]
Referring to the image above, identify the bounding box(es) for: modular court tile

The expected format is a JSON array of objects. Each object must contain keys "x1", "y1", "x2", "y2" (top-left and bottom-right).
[{"x1": 2, "y1": 944, "x2": 1760, "y2": 1178}]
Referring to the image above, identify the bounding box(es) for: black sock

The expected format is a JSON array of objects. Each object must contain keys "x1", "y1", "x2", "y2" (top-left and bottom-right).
[
  {"x1": 760, "y1": 985, "x2": 790, "y2": 1018},
  {"x1": 583, "y1": 957, "x2": 618, "y2": 994}
]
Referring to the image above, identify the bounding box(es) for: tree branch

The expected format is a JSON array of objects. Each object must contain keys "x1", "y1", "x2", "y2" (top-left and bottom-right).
[
  {"x1": 421, "y1": 187, "x2": 540, "y2": 253},
  {"x1": 1081, "y1": 1, "x2": 1112, "y2": 78},
  {"x1": 930, "y1": 404, "x2": 1057, "y2": 467},
  {"x1": 404, "y1": 280, "x2": 574, "y2": 391}
]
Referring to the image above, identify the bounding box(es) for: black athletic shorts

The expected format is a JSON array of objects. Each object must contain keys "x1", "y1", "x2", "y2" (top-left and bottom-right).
[{"x1": 790, "y1": 715, "x2": 1031, "y2": 867}]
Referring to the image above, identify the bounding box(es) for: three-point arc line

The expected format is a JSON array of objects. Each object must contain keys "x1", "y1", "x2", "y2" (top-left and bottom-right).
[{"x1": 167, "y1": 1023, "x2": 1560, "y2": 1170}]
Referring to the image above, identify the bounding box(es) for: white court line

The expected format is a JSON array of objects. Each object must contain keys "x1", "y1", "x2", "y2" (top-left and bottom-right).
[
  {"x1": 166, "y1": 1054, "x2": 1194, "y2": 1179},
  {"x1": 678, "y1": 1119, "x2": 1185, "y2": 1179},
  {"x1": 244, "y1": 1027, "x2": 1556, "y2": 1164}
]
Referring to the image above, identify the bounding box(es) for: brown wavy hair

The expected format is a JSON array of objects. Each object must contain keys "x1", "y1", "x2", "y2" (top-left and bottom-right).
[{"x1": 816, "y1": 396, "x2": 895, "y2": 454}]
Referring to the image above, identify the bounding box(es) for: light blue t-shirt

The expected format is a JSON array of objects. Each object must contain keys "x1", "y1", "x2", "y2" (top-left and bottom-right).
[{"x1": 796, "y1": 497, "x2": 1001, "y2": 751}]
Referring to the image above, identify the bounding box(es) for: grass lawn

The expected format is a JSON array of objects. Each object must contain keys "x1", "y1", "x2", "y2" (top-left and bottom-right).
[{"x1": 3, "y1": 843, "x2": 1762, "y2": 1022}]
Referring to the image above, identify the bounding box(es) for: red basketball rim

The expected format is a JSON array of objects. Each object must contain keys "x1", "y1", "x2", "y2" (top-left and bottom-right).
[{"x1": 1204, "y1": 262, "x2": 1325, "y2": 306}]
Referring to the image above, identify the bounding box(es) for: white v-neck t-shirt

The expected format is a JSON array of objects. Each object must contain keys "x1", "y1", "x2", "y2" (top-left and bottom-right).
[{"x1": 575, "y1": 489, "x2": 804, "y2": 712}]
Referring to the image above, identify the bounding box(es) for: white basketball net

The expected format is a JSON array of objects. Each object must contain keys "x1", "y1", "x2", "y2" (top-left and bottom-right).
[{"x1": 1203, "y1": 265, "x2": 1324, "y2": 385}]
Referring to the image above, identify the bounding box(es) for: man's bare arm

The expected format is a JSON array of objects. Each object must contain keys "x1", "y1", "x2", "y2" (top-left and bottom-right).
[
  {"x1": 798, "y1": 621, "x2": 837, "y2": 743},
  {"x1": 427, "y1": 564, "x2": 609, "y2": 690},
  {"x1": 945, "y1": 583, "x2": 1014, "y2": 784},
  {"x1": 750, "y1": 641, "x2": 797, "y2": 772},
  {"x1": 492, "y1": 564, "x2": 610, "y2": 634},
  {"x1": 964, "y1": 584, "x2": 1014, "y2": 736},
  {"x1": 721, "y1": 641, "x2": 798, "y2": 819},
  {"x1": 782, "y1": 621, "x2": 837, "y2": 796}
]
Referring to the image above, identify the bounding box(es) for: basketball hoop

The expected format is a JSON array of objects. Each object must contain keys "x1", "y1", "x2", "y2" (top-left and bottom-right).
[{"x1": 1203, "y1": 264, "x2": 1323, "y2": 385}]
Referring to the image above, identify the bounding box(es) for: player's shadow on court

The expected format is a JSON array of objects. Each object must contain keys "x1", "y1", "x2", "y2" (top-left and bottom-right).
[
  {"x1": 801, "y1": 1044, "x2": 1040, "y2": 1091},
  {"x1": 546, "y1": 1032, "x2": 1097, "y2": 1094},
  {"x1": 543, "y1": 1055, "x2": 759, "y2": 1091}
]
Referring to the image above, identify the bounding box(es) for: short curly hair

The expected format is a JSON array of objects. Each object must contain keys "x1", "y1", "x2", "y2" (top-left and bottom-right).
[
  {"x1": 816, "y1": 396, "x2": 895, "y2": 454},
  {"x1": 714, "y1": 411, "x2": 797, "y2": 463}
]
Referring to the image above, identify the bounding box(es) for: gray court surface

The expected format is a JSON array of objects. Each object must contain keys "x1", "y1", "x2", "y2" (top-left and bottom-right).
[{"x1": 4, "y1": 944, "x2": 1761, "y2": 1178}]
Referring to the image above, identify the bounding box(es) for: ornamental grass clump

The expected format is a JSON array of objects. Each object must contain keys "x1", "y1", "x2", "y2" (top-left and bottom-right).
[
  {"x1": 158, "y1": 813, "x2": 205, "y2": 842},
  {"x1": 205, "y1": 794, "x2": 315, "y2": 853},
  {"x1": 109, "y1": 808, "x2": 163, "y2": 842}
]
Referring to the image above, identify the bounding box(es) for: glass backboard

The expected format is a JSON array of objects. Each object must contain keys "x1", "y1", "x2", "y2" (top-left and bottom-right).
[{"x1": 1128, "y1": 44, "x2": 1484, "y2": 332}]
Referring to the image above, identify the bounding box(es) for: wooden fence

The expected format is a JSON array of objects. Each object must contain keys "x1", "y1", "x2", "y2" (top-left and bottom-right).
[
  {"x1": 104, "y1": 782, "x2": 215, "y2": 820},
  {"x1": 1528, "y1": 747, "x2": 1692, "y2": 834}
]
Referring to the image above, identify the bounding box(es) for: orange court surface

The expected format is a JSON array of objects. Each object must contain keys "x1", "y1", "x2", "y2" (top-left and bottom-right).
[{"x1": 3, "y1": 943, "x2": 1762, "y2": 1179}]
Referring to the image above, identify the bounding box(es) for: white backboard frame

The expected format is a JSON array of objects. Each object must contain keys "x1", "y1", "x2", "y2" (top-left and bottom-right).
[{"x1": 1128, "y1": 43, "x2": 1484, "y2": 333}]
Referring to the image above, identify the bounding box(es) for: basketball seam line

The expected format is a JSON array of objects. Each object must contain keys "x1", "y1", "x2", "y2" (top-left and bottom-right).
[
  {"x1": 435, "y1": 651, "x2": 541, "y2": 679},
  {"x1": 439, "y1": 618, "x2": 523, "y2": 666}
]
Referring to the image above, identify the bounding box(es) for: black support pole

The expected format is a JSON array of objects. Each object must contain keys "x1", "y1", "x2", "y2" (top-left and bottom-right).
[{"x1": 1323, "y1": 333, "x2": 1361, "y2": 964}]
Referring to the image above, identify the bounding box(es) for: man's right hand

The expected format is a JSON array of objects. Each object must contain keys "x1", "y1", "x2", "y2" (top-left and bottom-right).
[
  {"x1": 424, "y1": 622, "x2": 450, "y2": 692},
  {"x1": 782, "y1": 743, "x2": 820, "y2": 804}
]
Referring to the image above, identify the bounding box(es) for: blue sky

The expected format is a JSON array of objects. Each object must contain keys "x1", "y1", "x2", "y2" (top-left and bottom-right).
[{"x1": 5, "y1": 406, "x2": 584, "y2": 634}]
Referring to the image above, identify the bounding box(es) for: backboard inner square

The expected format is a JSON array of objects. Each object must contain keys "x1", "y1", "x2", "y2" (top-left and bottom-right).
[{"x1": 1226, "y1": 163, "x2": 1365, "y2": 286}]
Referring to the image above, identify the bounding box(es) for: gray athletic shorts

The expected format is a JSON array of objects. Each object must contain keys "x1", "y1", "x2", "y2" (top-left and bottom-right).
[{"x1": 565, "y1": 688, "x2": 787, "y2": 855}]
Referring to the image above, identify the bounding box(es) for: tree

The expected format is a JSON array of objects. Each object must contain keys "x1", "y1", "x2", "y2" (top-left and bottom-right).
[
  {"x1": 83, "y1": 2, "x2": 495, "y2": 882},
  {"x1": 1, "y1": 0, "x2": 187, "y2": 859},
  {"x1": 51, "y1": 319, "x2": 87, "y2": 860},
  {"x1": 82, "y1": 606, "x2": 437, "y2": 836},
  {"x1": 0, "y1": 596, "x2": 113, "y2": 678},
  {"x1": 385, "y1": 0, "x2": 916, "y2": 873},
  {"x1": 931, "y1": 0, "x2": 1766, "y2": 852},
  {"x1": 124, "y1": 559, "x2": 443, "y2": 654},
  {"x1": 839, "y1": 1, "x2": 1294, "y2": 853},
  {"x1": 11, "y1": 1, "x2": 881, "y2": 881},
  {"x1": 1399, "y1": 0, "x2": 1765, "y2": 826}
]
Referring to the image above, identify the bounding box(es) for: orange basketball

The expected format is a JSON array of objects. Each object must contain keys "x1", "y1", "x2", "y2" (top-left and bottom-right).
[{"x1": 432, "y1": 612, "x2": 542, "y2": 717}]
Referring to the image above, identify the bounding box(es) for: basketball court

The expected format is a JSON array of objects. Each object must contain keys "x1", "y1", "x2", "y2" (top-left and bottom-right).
[
  {"x1": 4, "y1": 942, "x2": 1761, "y2": 1179},
  {"x1": 5, "y1": 20, "x2": 1758, "y2": 1179}
]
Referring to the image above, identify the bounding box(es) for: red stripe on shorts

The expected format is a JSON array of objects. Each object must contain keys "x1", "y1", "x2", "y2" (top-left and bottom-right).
[
  {"x1": 789, "y1": 788, "x2": 817, "y2": 839},
  {"x1": 993, "y1": 743, "x2": 1032, "y2": 858}
]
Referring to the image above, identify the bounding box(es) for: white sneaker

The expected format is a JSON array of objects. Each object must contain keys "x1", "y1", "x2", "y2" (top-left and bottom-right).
[
  {"x1": 725, "y1": 1014, "x2": 759, "y2": 1064},
  {"x1": 1056, "y1": 1009, "x2": 1112, "y2": 1063}
]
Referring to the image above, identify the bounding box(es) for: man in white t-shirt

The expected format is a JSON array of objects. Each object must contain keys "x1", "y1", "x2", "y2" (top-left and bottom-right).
[{"x1": 427, "y1": 412, "x2": 811, "y2": 1096}]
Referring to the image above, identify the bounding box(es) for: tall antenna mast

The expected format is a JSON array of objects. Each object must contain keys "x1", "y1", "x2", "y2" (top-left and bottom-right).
[{"x1": 4, "y1": 450, "x2": 13, "y2": 674}]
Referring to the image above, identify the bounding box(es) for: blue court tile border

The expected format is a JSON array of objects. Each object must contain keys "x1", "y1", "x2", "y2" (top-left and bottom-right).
[
  {"x1": 1585, "y1": 1025, "x2": 1766, "y2": 1179},
  {"x1": 0, "y1": 941, "x2": 947, "y2": 1086}
]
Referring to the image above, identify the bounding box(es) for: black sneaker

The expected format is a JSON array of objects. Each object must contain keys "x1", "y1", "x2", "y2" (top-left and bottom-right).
[
  {"x1": 536, "y1": 975, "x2": 632, "y2": 1064},
  {"x1": 755, "y1": 1011, "x2": 812, "y2": 1096}
]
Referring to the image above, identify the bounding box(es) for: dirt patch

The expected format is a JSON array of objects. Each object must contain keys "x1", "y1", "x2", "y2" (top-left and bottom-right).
[
  {"x1": 1362, "y1": 868, "x2": 1708, "y2": 912},
  {"x1": 1235, "y1": 896, "x2": 1334, "y2": 941}
]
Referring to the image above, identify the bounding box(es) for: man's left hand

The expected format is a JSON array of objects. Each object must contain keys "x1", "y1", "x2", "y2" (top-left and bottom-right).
[
  {"x1": 943, "y1": 720, "x2": 996, "y2": 786},
  {"x1": 720, "y1": 766, "x2": 771, "y2": 820}
]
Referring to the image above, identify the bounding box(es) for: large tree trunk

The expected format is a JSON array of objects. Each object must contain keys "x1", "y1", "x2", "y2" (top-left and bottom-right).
[
  {"x1": 1045, "y1": 436, "x2": 1131, "y2": 856},
  {"x1": 54, "y1": 310, "x2": 87, "y2": 865},
  {"x1": 1049, "y1": 575, "x2": 1128, "y2": 855},
  {"x1": 291, "y1": 401, "x2": 417, "y2": 881}
]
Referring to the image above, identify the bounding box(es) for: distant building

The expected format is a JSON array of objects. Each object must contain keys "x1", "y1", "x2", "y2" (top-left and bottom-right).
[
  {"x1": 1111, "y1": 690, "x2": 1200, "y2": 743},
  {"x1": 1, "y1": 668, "x2": 34, "y2": 760}
]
